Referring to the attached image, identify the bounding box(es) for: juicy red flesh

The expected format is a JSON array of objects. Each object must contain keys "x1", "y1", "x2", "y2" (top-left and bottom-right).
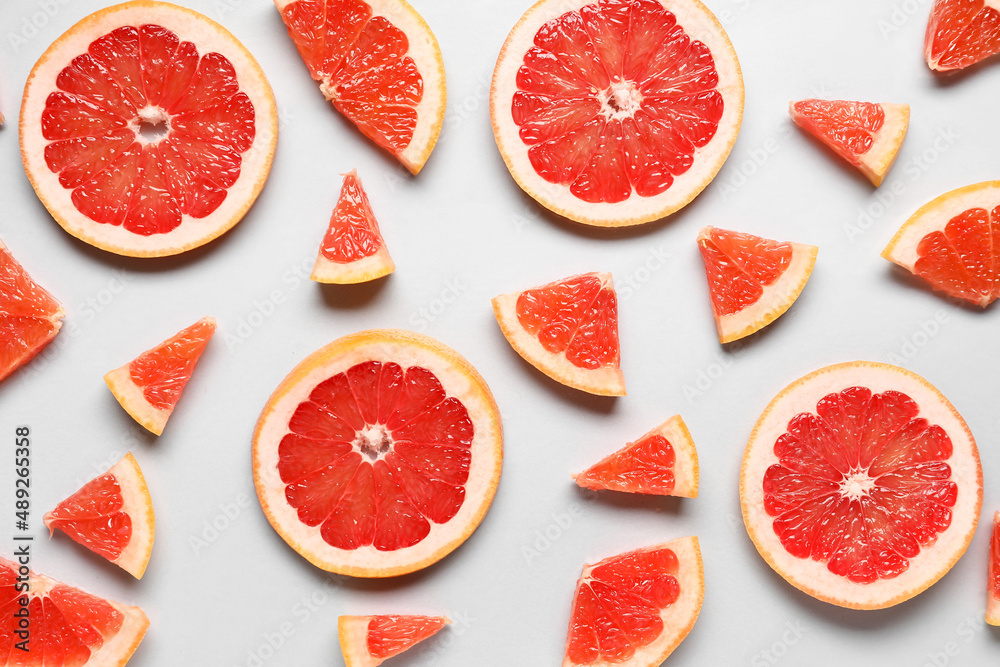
[
  {"x1": 366, "y1": 615, "x2": 447, "y2": 660},
  {"x1": 763, "y1": 387, "x2": 957, "y2": 584},
  {"x1": 991, "y1": 516, "x2": 1000, "y2": 598},
  {"x1": 698, "y1": 228, "x2": 793, "y2": 316},
  {"x1": 129, "y1": 318, "x2": 215, "y2": 411},
  {"x1": 791, "y1": 99, "x2": 884, "y2": 161},
  {"x1": 576, "y1": 434, "x2": 676, "y2": 494},
  {"x1": 925, "y1": 0, "x2": 1000, "y2": 70},
  {"x1": 0, "y1": 245, "x2": 63, "y2": 383},
  {"x1": 913, "y1": 205, "x2": 1000, "y2": 306},
  {"x1": 44, "y1": 474, "x2": 131, "y2": 561},
  {"x1": 320, "y1": 170, "x2": 384, "y2": 263}
]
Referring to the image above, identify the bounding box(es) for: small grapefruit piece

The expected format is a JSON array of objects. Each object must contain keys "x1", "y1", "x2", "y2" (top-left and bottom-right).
[
  {"x1": 740, "y1": 361, "x2": 983, "y2": 609},
  {"x1": 789, "y1": 99, "x2": 909, "y2": 186},
  {"x1": 19, "y1": 1, "x2": 278, "y2": 257},
  {"x1": 44, "y1": 452, "x2": 155, "y2": 579},
  {"x1": 697, "y1": 227, "x2": 817, "y2": 344},
  {"x1": 492, "y1": 272, "x2": 624, "y2": 396},
  {"x1": 311, "y1": 170, "x2": 394, "y2": 284},
  {"x1": 491, "y1": 0, "x2": 744, "y2": 227},
  {"x1": 573, "y1": 414, "x2": 699, "y2": 498},
  {"x1": 275, "y1": 0, "x2": 446, "y2": 175},
  {"x1": 563, "y1": 536, "x2": 703, "y2": 667},
  {"x1": 0, "y1": 239, "x2": 65, "y2": 383},
  {"x1": 0, "y1": 556, "x2": 149, "y2": 664},
  {"x1": 252, "y1": 329, "x2": 503, "y2": 577},
  {"x1": 339, "y1": 614, "x2": 449, "y2": 666},
  {"x1": 882, "y1": 181, "x2": 1000, "y2": 307},
  {"x1": 988, "y1": 511, "x2": 1000, "y2": 625},
  {"x1": 925, "y1": 0, "x2": 1000, "y2": 71},
  {"x1": 105, "y1": 316, "x2": 216, "y2": 435}
]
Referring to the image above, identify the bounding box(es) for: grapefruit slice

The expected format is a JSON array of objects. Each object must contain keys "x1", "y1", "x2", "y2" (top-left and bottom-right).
[
  {"x1": 988, "y1": 511, "x2": 1000, "y2": 625},
  {"x1": 789, "y1": 99, "x2": 909, "y2": 186},
  {"x1": 19, "y1": 1, "x2": 278, "y2": 258},
  {"x1": 43, "y1": 452, "x2": 155, "y2": 579},
  {"x1": 882, "y1": 181, "x2": 1000, "y2": 307},
  {"x1": 563, "y1": 536, "x2": 703, "y2": 667},
  {"x1": 311, "y1": 170, "x2": 394, "y2": 284},
  {"x1": 0, "y1": 239, "x2": 65, "y2": 383},
  {"x1": 0, "y1": 556, "x2": 149, "y2": 664},
  {"x1": 491, "y1": 0, "x2": 744, "y2": 227},
  {"x1": 105, "y1": 316, "x2": 216, "y2": 435},
  {"x1": 492, "y1": 272, "x2": 624, "y2": 396},
  {"x1": 925, "y1": 0, "x2": 1000, "y2": 71},
  {"x1": 274, "y1": 0, "x2": 446, "y2": 175},
  {"x1": 339, "y1": 614, "x2": 449, "y2": 666},
  {"x1": 740, "y1": 361, "x2": 983, "y2": 609},
  {"x1": 573, "y1": 414, "x2": 699, "y2": 498},
  {"x1": 252, "y1": 329, "x2": 503, "y2": 577},
  {"x1": 697, "y1": 227, "x2": 817, "y2": 344}
]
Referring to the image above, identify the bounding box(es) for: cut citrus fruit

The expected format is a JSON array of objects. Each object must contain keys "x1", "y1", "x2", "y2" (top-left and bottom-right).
[
  {"x1": 740, "y1": 361, "x2": 982, "y2": 609},
  {"x1": 882, "y1": 181, "x2": 1000, "y2": 307},
  {"x1": 105, "y1": 316, "x2": 215, "y2": 435},
  {"x1": 0, "y1": 239, "x2": 65, "y2": 383},
  {"x1": 789, "y1": 99, "x2": 909, "y2": 186},
  {"x1": 44, "y1": 452, "x2": 155, "y2": 579},
  {"x1": 491, "y1": 0, "x2": 744, "y2": 227},
  {"x1": 925, "y1": 0, "x2": 1000, "y2": 71},
  {"x1": 253, "y1": 329, "x2": 503, "y2": 577},
  {"x1": 0, "y1": 556, "x2": 149, "y2": 664},
  {"x1": 563, "y1": 536, "x2": 703, "y2": 667},
  {"x1": 275, "y1": 0, "x2": 446, "y2": 175},
  {"x1": 339, "y1": 614, "x2": 449, "y2": 666},
  {"x1": 311, "y1": 170, "x2": 394, "y2": 284},
  {"x1": 987, "y1": 511, "x2": 1000, "y2": 625},
  {"x1": 19, "y1": 1, "x2": 278, "y2": 257},
  {"x1": 573, "y1": 414, "x2": 699, "y2": 497},
  {"x1": 697, "y1": 227, "x2": 817, "y2": 344},
  {"x1": 492, "y1": 272, "x2": 624, "y2": 396}
]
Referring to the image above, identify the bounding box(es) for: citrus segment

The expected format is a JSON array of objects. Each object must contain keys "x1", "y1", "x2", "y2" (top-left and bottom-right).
[
  {"x1": 988, "y1": 511, "x2": 1000, "y2": 625},
  {"x1": 275, "y1": 0, "x2": 446, "y2": 174},
  {"x1": 574, "y1": 414, "x2": 699, "y2": 497},
  {"x1": 697, "y1": 227, "x2": 817, "y2": 343},
  {"x1": 339, "y1": 614, "x2": 449, "y2": 666},
  {"x1": 43, "y1": 452, "x2": 155, "y2": 579},
  {"x1": 562, "y1": 536, "x2": 703, "y2": 667},
  {"x1": 925, "y1": 0, "x2": 1000, "y2": 71}
]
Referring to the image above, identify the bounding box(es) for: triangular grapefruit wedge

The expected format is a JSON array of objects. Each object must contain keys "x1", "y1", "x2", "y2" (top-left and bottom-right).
[
  {"x1": 925, "y1": 0, "x2": 1000, "y2": 71},
  {"x1": 339, "y1": 615, "x2": 449, "y2": 666},
  {"x1": 988, "y1": 511, "x2": 1000, "y2": 625}
]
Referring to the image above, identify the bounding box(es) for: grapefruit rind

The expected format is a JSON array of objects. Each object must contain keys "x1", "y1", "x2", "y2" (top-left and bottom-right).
[
  {"x1": 740, "y1": 361, "x2": 983, "y2": 610},
  {"x1": 311, "y1": 244, "x2": 395, "y2": 284},
  {"x1": 338, "y1": 615, "x2": 450, "y2": 667},
  {"x1": 105, "y1": 365, "x2": 170, "y2": 436},
  {"x1": 252, "y1": 329, "x2": 504, "y2": 578},
  {"x1": 19, "y1": 0, "x2": 279, "y2": 258},
  {"x1": 988, "y1": 510, "x2": 1000, "y2": 626}
]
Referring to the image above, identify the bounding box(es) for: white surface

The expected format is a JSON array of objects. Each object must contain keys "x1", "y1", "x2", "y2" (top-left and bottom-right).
[{"x1": 1, "y1": 1, "x2": 999, "y2": 665}]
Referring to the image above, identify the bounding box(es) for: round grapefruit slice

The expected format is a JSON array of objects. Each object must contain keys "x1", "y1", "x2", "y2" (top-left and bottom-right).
[
  {"x1": 563, "y1": 536, "x2": 703, "y2": 667},
  {"x1": 988, "y1": 511, "x2": 1000, "y2": 625},
  {"x1": 492, "y1": 272, "x2": 624, "y2": 396},
  {"x1": 19, "y1": 1, "x2": 278, "y2": 258},
  {"x1": 339, "y1": 614, "x2": 449, "y2": 666},
  {"x1": 105, "y1": 316, "x2": 216, "y2": 435},
  {"x1": 0, "y1": 556, "x2": 149, "y2": 664},
  {"x1": 925, "y1": 0, "x2": 1000, "y2": 71},
  {"x1": 491, "y1": 0, "x2": 744, "y2": 227},
  {"x1": 789, "y1": 99, "x2": 909, "y2": 187},
  {"x1": 252, "y1": 329, "x2": 503, "y2": 577},
  {"x1": 697, "y1": 227, "x2": 817, "y2": 344},
  {"x1": 0, "y1": 239, "x2": 65, "y2": 384},
  {"x1": 882, "y1": 181, "x2": 1000, "y2": 307},
  {"x1": 44, "y1": 452, "x2": 155, "y2": 579},
  {"x1": 573, "y1": 414, "x2": 699, "y2": 498},
  {"x1": 274, "y1": 0, "x2": 446, "y2": 175},
  {"x1": 311, "y1": 170, "x2": 394, "y2": 284},
  {"x1": 740, "y1": 361, "x2": 982, "y2": 609}
]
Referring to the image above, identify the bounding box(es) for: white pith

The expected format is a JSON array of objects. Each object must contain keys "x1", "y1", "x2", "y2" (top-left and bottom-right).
[
  {"x1": 598, "y1": 80, "x2": 643, "y2": 122},
  {"x1": 107, "y1": 453, "x2": 155, "y2": 579},
  {"x1": 105, "y1": 365, "x2": 171, "y2": 436},
  {"x1": 311, "y1": 245, "x2": 395, "y2": 284}
]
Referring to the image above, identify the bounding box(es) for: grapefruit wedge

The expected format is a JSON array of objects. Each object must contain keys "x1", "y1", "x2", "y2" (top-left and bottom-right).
[
  {"x1": 339, "y1": 615, "x2": 449, "y2": 666},
  {"x1": 563, "y1": 537, "x2": 703, "y2": 667},
  {"x1": 697, "y1": 227, "x2": 817, "y2": 344},
  {"x1": 274, "y1": 0, "x2": 446, "y2": 174},
  {"x1": 0, "y1": 239, "x2": 65, "y2": 383},
  {"x1": 925, "y1": 0, "x2": 1000, "y2": 71},
  {"x1": 789, "y1": 99, "x2": 909, "y2": 186},
  {"x1": 988, "y1": 511, "x2": 1000, "y2": 625},
  {"x1": 105, "y1": 316, "x2": 216, "y2": 435},
  {"x1": 253, "y1": 329, "x2": 503, "y2": 577},
  {"x1": 740, "y1": 361, "x2": 982, "y2": 609},
  {"x1": 311, "y1": 170, "x2": 394, "y2": 284},
  {"x1": 0, "y1": 556, "x2": 149, "y2": 664},
  {"x1": 19, "y1": 1, "x2": 278, "y2": 257},
  {"x1": 44, "y1": 452, "x2": 155, "y2": 579},
  {"x1": 882, "y1": 181, "x2": 1000, "y2": 307},
  {"x1": 493, "y1": 272, "x2": 624, "y2": 396},
  {"x1": 491, "y1": 0, "x2": 744, "y2": 227},
  {"x1": 573, "y1": 414, "x2": 699, "y2": 498}
]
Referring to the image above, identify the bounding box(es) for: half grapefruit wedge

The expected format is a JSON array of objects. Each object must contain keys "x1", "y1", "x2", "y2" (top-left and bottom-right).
[
  {"x1": 925, "y1": 0, "x2": 1000, "y2": 71},
  {"x1": 339, "y1": 614, "x2": 449, "y2": 666}
]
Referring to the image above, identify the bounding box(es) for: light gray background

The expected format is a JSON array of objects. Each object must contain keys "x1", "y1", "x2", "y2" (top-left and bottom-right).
[{"x1": 1, "y1": 0, "x2": 999, "y2": 665}]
